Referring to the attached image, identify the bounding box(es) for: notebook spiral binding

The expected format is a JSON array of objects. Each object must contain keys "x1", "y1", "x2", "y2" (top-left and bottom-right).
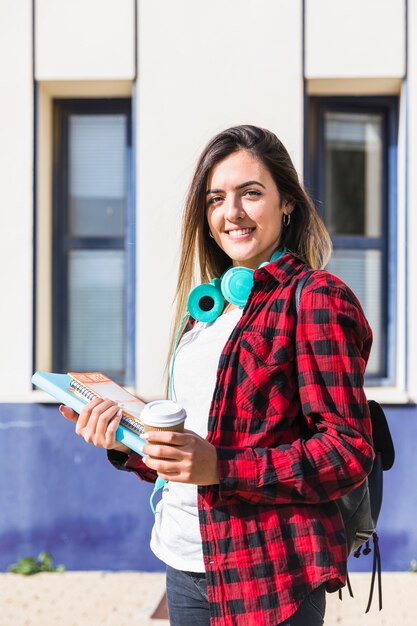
[
  {"x1": 70, "y1": 380, "x2": 97, "y2": 402},
  {"x1": 118, "y1": 415, "x2": 145, "y2": 436},
  {"x1": 69, "y1": 380, "x2": 145, "y2": 436}
]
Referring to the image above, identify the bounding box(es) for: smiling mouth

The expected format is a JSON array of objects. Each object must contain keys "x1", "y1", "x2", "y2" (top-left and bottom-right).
[{"x1": 226, "y1": 227, "x2": 255, "y2": 239}]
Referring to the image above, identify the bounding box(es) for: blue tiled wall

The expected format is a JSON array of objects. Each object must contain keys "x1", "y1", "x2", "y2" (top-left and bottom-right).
[
  {"x1": 348, "y1": 404, "x2": 417, "y2": 573},
  {"x1": 0, "y1": 403, "x2": 160, "y2": 571},
  {"x1": 0, "y1": 403, "x2": 416, "y2": 572}
]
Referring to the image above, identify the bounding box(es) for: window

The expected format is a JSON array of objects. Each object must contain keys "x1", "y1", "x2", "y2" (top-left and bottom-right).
[
  {"x1": 308, "y1": 97, "x2": 398, "y2": 385},
  {"x1": 52, "y1": 99, "x2": 134, "y2": 384}
]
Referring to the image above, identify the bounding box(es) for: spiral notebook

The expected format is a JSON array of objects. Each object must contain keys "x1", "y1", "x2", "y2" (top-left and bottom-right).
[{"x1": 31, "y1": 371, "x2": 146, "y2": 456}]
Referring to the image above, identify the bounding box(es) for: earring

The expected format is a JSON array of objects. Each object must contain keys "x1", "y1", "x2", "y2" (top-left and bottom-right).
[
  {"x1": 283, "y1": 214, "x2": 291, "y2": 227},
  {"x1": 209, "y1": 230, "x2": 214, "y2": 239}
]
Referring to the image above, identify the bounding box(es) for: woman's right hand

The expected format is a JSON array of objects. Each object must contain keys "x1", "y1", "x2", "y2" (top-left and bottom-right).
[{"x1": 59, "y1": 398, "x2": 131, "y2": 453}]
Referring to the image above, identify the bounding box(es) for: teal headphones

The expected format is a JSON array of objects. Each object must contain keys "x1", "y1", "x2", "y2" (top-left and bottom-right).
[
  {"x1": 187, "y1": 248, "x2": 287, "y2": 323},
  {"x1": 168, "y1": 247, "x2": 287, "y2": 399}
]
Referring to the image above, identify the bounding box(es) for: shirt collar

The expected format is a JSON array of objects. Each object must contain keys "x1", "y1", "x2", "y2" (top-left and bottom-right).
[{"x1": 254, "y1": 252, "x2": 308, "y2": 286}]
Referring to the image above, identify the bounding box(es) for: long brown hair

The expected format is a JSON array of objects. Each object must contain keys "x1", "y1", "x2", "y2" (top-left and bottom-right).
[{"x1": 168, "y1": 125, "x2": 332, "y2": 369}]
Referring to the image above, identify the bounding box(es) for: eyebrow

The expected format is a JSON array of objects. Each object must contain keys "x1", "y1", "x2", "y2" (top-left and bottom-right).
[{"x1": 206, "y1": 180, "x2": 266, "y2": 195}]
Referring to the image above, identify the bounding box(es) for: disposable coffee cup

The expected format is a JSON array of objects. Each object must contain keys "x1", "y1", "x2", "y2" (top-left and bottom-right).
[{"x1": 140, "y1": 400, "x2": 186, "y2": 434}]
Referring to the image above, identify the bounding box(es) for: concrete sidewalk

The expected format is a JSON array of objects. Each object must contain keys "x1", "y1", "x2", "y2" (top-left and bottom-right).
[{"x1": 1, "y1": 571, "x2": 416, "y2": 625}]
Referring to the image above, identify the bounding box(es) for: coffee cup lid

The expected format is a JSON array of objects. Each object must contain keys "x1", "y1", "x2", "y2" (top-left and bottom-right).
[{"x1": 140, "y1": 400, "x2": 186, "y2": 427}]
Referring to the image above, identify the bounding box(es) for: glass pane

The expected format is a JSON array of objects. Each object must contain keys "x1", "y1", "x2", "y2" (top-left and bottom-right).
[
  {"x1": 69, "y1": 114, "x2": 127, "y2": 237},
  {"x1": 324, "y1": 112, "x2": 383, "y2": 237},
  {"x1": 326, "y1": 249, "x2": 383, "y2": 377},
  {"x1": 68, "y1": 250, "x2": 125, "y2": 374}
]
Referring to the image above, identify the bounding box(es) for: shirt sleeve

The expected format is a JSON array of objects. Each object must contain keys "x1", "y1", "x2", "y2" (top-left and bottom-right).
[
  {"x1": 216, "y1": 283, "x2": 374, "y2": 505},
  {"x1": 107, "y1": 449, "x2": 157, "y2": 484}
]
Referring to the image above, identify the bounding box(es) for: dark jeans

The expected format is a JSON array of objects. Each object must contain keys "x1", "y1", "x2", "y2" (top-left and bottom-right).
[{"x1": 166, "y1": 565, "x2": 326, "y2": 625}]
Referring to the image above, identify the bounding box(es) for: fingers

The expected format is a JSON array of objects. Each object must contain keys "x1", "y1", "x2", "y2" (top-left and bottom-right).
[
  {"x1": 76, "y1": 398, "x2": 122, "y2": 448},
  {"x1": 143, "y1": 430, "x2": 188, "y2": 446},
  {"x1": 141, "y1": 434, "x2": 185, "y2": 477},
  {"x1": 59, "y1": 405, "x2": 78, "y2": 422},
  {"x1": 142, "y1": 436, "x2": 191, "y2": 481},
  {"x1": 143, "y1": 455, "x2": 182, "y2": 479},
  {"x1": 142, "y1": 431, "x2": 220, "y2": 485},
  {"x1": 105, "y1": 409, "x2": 124, "y2": 448},
  {"x1": 149, "y1": 466, "x2": 181, "y2": 480},
  {"x1": 75, "y1": 397, "x2": 104, "y2": 433},
  {"x1": 143, "y1": 442, "x2": 182, "y2": 461},
  {"x1": 141, "y1": 430, "x2": 192, "y2": 461},
  {"x1": 85, "y1": 401, "x2": 120, "y2": 444},
  {"x1": 59, "y1": 398, "x2": 131, "y2": 452}
]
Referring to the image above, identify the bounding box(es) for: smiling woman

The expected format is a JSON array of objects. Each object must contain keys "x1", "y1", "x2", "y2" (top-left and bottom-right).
[
  {"x1": 62, "y1": 126, "x2": 375, "y2": 626},
  {"x1": 129, "y1": 127, "x2": 372, "y2": 625}
]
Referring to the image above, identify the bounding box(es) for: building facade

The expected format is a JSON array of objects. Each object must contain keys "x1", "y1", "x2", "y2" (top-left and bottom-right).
[{"x1": 0, "y1": 0, "x2": 416, "y2": 572}]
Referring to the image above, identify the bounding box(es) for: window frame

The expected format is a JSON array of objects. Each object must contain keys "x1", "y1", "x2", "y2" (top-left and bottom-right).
[
  {"x1": 52, "y1": 98, "x2": 135, "y2": 385},
  {"x1": 307, "y1": 96, "x2": 399, "y2": 386}
]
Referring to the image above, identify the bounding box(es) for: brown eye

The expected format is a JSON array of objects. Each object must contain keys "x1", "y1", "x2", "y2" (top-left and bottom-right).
[{"x1": 207, "y1": 195, "x2": 223, "y2": 205}]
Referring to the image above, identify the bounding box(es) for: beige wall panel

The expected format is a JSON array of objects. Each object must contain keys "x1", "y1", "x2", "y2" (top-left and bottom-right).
[
  {"x1": 135, "y1": 0, "x2": 303, "y2": 398},
  {"x1": 306, "y1": 0, "x2": 405, "y2": 78},
  {"x1": 0, "y1": 1, "x2": 33, "y2": 398},
  {"x1": 35, "y1": 0, "x2": 135, "y2": 80},
  {"x1": 35, "y1": 81, "x2": 133, "y2": 374},
  {"x1": 307, "y1": 77, "x2": 402, "y2": 96}
]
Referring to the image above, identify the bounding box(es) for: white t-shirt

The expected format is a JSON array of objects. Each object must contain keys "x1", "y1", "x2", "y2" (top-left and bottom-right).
[{"x1": 150, "y1": 307, "x2": 243, "y2": 572}]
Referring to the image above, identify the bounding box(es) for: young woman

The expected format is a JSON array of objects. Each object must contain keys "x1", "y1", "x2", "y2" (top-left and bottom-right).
[{"x1": 60, "y1": 125, "x2": 374, "y2": 626}]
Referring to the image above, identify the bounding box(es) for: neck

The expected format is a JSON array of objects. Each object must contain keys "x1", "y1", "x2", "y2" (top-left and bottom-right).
[
  {"x1": 231, "y1": 247, "x2": 284, "y2": 270},
  {"x1": 222, "y1": 302, "x2": 238, "y2": 315}
]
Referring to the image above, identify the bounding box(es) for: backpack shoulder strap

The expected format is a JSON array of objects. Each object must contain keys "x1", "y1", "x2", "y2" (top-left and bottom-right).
[
  {"x1": 294, "y1": 267, "x2": 394, "y2": 614},
  {"x1": 295, "y1": 269, "x2": 315, "y2": 314}
]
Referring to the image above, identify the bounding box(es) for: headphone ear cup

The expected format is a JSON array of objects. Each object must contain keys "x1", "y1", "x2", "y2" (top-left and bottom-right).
[
  {"x1": 186, "y1": 250, "x2": 287, "y2": 323},
  {"x1": 187, "y1": 280, "x2": 224, "y2": 323},
  {"x1": 221, "y1": 266, "x2": 254, "y2": 307}
]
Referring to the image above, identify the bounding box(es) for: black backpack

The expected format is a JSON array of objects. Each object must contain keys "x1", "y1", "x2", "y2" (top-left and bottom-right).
[{"x1": 295, "y1": 272, "x2": 395, "y2": 612}]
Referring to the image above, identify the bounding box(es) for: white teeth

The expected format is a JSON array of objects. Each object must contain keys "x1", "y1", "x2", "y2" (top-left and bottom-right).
[{"x1": 228, "y1": 228, "x2": 254, "y2": 238}]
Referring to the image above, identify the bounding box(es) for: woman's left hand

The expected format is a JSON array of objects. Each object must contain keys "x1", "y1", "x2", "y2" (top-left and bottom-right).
[{"x1": 141, "y1": 429, "x2": 219, "y2": 485}]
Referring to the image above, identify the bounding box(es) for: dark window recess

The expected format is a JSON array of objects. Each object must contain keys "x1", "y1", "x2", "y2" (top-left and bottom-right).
[
  {"x1": 307, "y1": 97, "x2": 398, "y2": 384},
  {"x1": 53, "y1": 99, "x2": 135, "y2": 384}
]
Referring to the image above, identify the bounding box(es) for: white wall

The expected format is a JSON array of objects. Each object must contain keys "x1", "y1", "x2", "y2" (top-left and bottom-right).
[
  {"x1": 1, "y1": 0, "x2": 411, "y2": 401},
  {"x1": 0, "y1": 0, "x2": 33, "y2": 399},
  {"x1": 35, "y1": 0, "x2": 135, "y2": 80},
  {"x1": 135, "y1": 0, "x2": 304, "y2": 398},
  {"x1": 305, "y1": 0, "x2": 405, "y2": 78}
]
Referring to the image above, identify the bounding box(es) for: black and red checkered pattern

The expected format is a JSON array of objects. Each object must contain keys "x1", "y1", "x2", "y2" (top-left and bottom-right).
[{"x1": 123, "y1": 253, "x2": 374, "y2": 625}]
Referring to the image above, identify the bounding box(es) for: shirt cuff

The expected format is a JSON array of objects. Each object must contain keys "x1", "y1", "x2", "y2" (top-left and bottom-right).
[
  {"x1": 216, "y1": 446, "x2": 260, "y2": 498},
  {"x1": 107, "y1": 449, "x2": 132, "y2": 472},
  {"x1": 107, "y1": 449, "x2": 158, "y2": 483}
]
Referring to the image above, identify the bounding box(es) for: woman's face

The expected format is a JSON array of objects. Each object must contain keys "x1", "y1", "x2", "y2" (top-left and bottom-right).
[{"x1": 206, "y1": 150, "x2": 290, "y2": 269}]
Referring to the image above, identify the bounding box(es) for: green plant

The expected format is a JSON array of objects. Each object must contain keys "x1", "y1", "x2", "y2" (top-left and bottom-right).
[
  {"x1": 410, "y1": 559, "x2": 417, "y2": 572},
  {"x1": 8, "y1": 551, "x2": 65, "y2": 575}
]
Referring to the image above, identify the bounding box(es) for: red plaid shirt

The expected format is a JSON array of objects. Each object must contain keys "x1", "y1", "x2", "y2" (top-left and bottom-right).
[{"x1": 111, "y1": 253, "x2": 374, "y2": 626}]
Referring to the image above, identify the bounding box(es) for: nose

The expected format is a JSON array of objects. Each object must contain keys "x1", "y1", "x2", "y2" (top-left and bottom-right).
[{"x1": 224, "y1": 194, "x2": 245, "y2": 221}]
